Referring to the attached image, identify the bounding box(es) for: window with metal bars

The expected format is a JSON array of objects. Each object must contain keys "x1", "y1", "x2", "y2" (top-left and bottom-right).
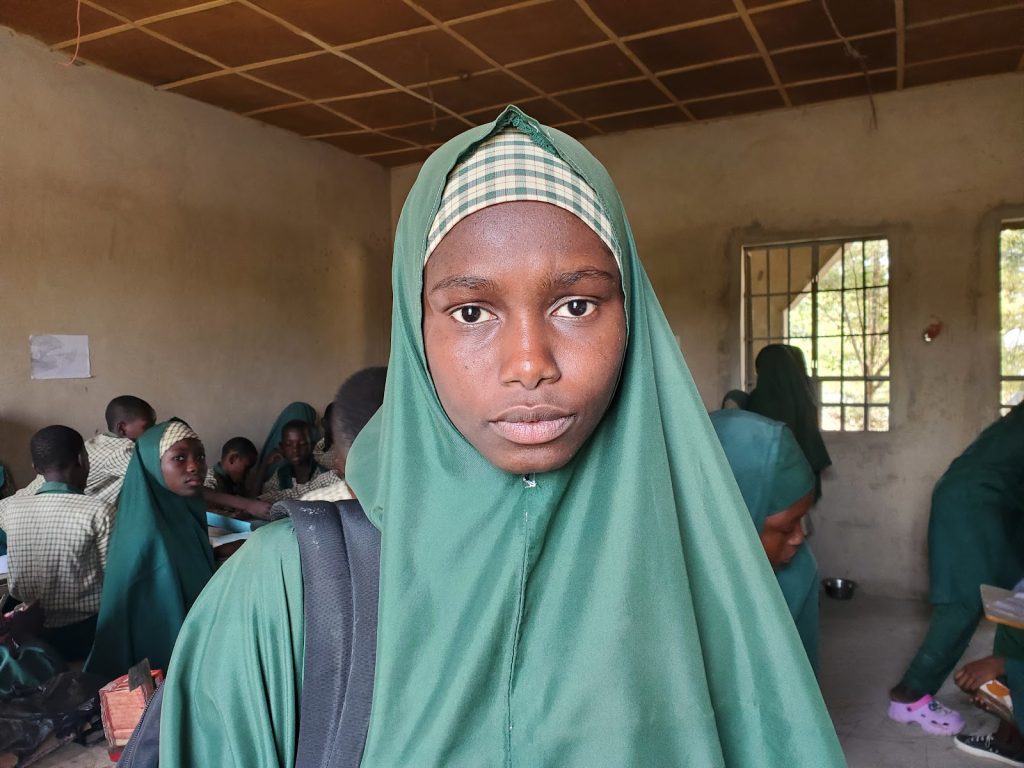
[
  {"x1": 1000, "y1": 223, "x2": 1024, "y2": 414},
  {"x1": 743, "y1": 237, "x2": 891, "y2": 432}
]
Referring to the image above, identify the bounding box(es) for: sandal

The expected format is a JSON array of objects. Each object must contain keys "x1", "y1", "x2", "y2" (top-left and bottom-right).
[
  {"x1": 975, "y1": 679, "x2": 1015, "y2": 723},
  {"x1": 888, "y1": 694, "x2": 965, "y2": 735}
]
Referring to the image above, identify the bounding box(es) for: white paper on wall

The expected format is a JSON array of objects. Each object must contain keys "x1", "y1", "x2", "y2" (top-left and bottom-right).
[{"x1": 29, "y1": 335, "x2": 91, "y2": 380}]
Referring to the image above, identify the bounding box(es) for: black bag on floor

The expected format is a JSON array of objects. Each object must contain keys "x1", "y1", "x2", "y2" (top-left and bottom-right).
[
  {"x1": 117, "y1": 499, "x2": 381, "y2": 768},
  {"x1": 0, "y1": 670, "x2": 103, "y2": 757}
]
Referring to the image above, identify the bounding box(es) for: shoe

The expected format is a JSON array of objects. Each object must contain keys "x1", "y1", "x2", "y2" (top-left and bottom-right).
[
  {"x1": 887, "y1": 694, "x2": 964, "y2": 735},
  {"x1": 977, "y1": 679, "x2": 1015, "y2": 723},
  {"x1": 954, "y1": 734, "x2": 1024, "y2": 766}
]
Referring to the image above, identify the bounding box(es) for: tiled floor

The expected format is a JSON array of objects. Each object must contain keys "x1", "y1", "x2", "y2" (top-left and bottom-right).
[
  {"x1": 821, "y1": 593, "x2": 999, "y2": 768},
  {"x1": 37, "y1": 593, "x2": 1002, "y2": 767}
]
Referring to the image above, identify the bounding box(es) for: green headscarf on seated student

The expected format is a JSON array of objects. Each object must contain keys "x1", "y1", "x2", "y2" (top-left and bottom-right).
[
  {"x1": 748, "y1": 344, "x2": 831, "y2": 498},
  {"x1": 929, "y1": 404, "x2": 1024, "y2": 605},
  {"x1": 158, "y1": 105, "x2": 843, "y2": 767},
  {"x1": 85, "y1": 420, "x2": 214, "y2": 680},
  {"x1": 710, "y1": 408, "x2": 820, "y2": 670},
  {"x1": 258, "y1": 402, "x2": 318, "y2": 469}
]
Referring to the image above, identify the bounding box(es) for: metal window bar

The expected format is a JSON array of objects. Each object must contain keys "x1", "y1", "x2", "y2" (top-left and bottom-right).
[{"x1": 742, "y1": 237, "x2": 891, "y2": 432}]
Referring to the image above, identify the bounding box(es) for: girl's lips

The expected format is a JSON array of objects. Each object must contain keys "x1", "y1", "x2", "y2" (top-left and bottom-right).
[{"x1": 490, "y1": 415, "x2": 575, "y2": 446}]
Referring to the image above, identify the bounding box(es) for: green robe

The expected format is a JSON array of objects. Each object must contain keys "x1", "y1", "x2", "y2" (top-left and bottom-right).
[
  {"x1": 160, "y1": 106, "x2": 844, "y2": 767},
  {"x1": 710, "y1": 409, "x2": 820, "y2": 670},
  {"x1": 85, "y1": 420, "x2": 214, "y2": 680},
  {"x1": 928, "y1": 405, "x2": 1024, "y2": 604}
]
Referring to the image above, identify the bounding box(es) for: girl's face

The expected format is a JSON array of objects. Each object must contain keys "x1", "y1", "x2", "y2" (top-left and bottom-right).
[
  {"x1": 161, "y1": 438, "x2": 207, "y2": 496},
  {"x1": 760, "y1": 492, "x2": 813, "y2": 568},
  {"x1": 423, "y1": 201, "x2": 626, "y2": 475}
]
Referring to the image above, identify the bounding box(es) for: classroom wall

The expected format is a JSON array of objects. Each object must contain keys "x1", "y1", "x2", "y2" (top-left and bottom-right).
[
  {"x1": 391, "y1": 73, "x2": 1024, "y2": 598},
  {"x1": 0, "y1": 29, "x2": 393, "y2": 485}
]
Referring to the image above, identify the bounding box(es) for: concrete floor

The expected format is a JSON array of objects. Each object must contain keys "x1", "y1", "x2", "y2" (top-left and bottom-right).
[
  {"x1": 822, "y1": 593, "x2": 999, "y2": 768},
  {"x1": 37, "y1": 593, "x2": 1002, "y2": 767}
]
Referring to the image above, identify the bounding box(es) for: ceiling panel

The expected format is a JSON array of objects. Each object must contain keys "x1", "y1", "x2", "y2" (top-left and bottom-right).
[
  {"x1": 76, "y1": 28, "x2": 218, "y2": 85},
  {"x1": 556, "y1": 79, "x2": 671, "y2": 118},
  {"x1": 414, "y1": 70, "x2": 534, "y2": 112},
  {"x1": 2, "y1": 0, "x2": 1019, "y2": 166},
  {"x1": 905, "y1": 7, "x2": 1024, "y2": 64},
  {"x1": 750, "y1": 0, "x2": 894, "y2": 51},
  {"x1": 660, "y1": 58, "x2": 773, "y2": 101},
  {"x1": 248, "y1": 0, "x2": 429, "y2": 46},
  {"x1": 584, "y1": 0, "x2": 736, "y2": 37},
  {"x1": 0, "y1": 0, "x2": 121, "y2": 45},
  {"x1": 788, "y1": 70, "x2": 898, "y2": 106},
  {"x1": 147, "y1": 3, "x2": 317, "y2": 67},
  {"x1": 626, "y1": 18, "x2": 758, "y2": 74},
  {"x1": 253, "y1": 103, "x2": 361, "y2": 135},
  {"x1": 772, "y1": 33, "x2": 897, "y2": 83},
  {"x1": 453, "y1": 0, "x2": 607, "y2": 65},
  {"x1": 687, "y1": 88, "x2": 784, "y2": 120},
  {"x1": 248, "y1": 53, "x2": 391, "y2": 100},
  {"x1": 346, "y1": 28, "x2": 489, "y2": 85},
  {"x1": 371, "y1": 146, "x2": 437, "y2": 166},
  {"x1": 325, "y1": 90, "x2": 439, "y2": 128},
  {"x1": 168, "y1": 73, "x2": 296, "y2": 112}
]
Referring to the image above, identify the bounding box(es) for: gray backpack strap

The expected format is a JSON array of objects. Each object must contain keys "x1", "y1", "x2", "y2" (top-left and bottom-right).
[{"x1": 281, "y1": 499, "x2": 380, "y2": 768}]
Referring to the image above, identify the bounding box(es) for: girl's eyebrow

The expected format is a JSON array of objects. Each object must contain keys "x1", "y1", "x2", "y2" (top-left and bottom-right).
[
  {"x1": 429, "y1": 275, "x2": 497, "y2": 293},
  {"x1": 552, "y1": 268, "x2": 617, "y2": 289}
]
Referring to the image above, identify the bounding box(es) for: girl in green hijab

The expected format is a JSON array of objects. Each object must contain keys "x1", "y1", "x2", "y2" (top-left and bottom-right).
[
  {"x1": 85, "y1": 419, "x2": 214, "y2": 680},
  {"x1": 710, "y1": 408, "x2": 820, "y2": 670},
  {"x1": 748, "y1": 344, "x2": 832, "y2": 499},
  {"x1": 157, "y1": 107, "x2": 844, "y2": 767}
]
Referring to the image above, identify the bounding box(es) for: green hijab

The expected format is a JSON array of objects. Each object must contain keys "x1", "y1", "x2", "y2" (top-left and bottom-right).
[
  {"x1": 259, "y1": 402, "x2": 319, "y2": 467},
  {"x1": 85, "y1": 420, "x2": 214, "y2": 680},
  {"x1": 747, "y1": 344, "x2": 832, "y2": 497},
  {"x1": 158, "y1": 106, "x2": 843, "y2": 767},
  {"x1": 346, "y1": 106, "x2": 842, "y2": 766},
  {"x1": 710, "y1": 409, "x2": 820, "y2": 670}
]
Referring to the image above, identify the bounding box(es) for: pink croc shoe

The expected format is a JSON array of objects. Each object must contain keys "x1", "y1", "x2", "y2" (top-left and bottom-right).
[{"x1": 888, "y1": 694, "x2": 965, "y2": 735}]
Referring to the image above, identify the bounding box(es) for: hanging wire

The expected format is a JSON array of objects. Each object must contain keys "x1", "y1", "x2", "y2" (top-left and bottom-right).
[{"x1": 819, "y1": 0, "x2": 879, "y2": 129}]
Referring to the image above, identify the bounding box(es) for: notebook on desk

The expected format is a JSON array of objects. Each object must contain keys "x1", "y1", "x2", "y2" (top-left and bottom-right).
[{"x1": 982, "y1": 584, "x2": 1024, "y2": 629}]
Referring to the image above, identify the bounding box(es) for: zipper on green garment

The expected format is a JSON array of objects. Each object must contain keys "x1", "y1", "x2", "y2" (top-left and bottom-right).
[{"x1": 506, "y1": 475, "x2": 535, "y2": 765}]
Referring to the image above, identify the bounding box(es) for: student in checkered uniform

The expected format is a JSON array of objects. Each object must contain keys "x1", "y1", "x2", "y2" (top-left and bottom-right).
[
  {"x1": 0, "y1": 425, "x2": 115, "y2": 661},
  {"x1": 299, "y1": 366, "x2": 388, "y2": 503},
  {"x1": 311, "y1": 402, "x2": 339, "y2": 474},
  {"x1": 258, "y1": 421, "x2": 329, "y2": 503},
  {"x1": 2, "y1": 395, "x2": 155, "y2": 508}
]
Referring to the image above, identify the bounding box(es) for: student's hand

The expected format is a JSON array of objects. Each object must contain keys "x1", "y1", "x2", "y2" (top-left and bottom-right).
[
  {"x1": 266, "y1": 449, "x2": 284, "y2": 465},
  {"x1": 245, "y1": 499, "x2": 272, "y2": 520},
  {"x1": 954, "y1": 655, "x2": 1005, "y2": 692}
]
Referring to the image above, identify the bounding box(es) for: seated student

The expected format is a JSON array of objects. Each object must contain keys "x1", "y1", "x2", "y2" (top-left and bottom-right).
[
  {"x1": 721, "y1": 389, "x2": 749, "y2": 410},
  {"x1": 0, "y1": 426, "x2": 116, "y2": 662},
  {"x1": 888, "y1": 404, "x2": 1024, "y2": 735},
  {"x1": 3, "y1": 395, "x2": 155, "y2": 507},
  {"x1": 311, "y1": 403, "x2": 338, "y2": 472},
  {"x1": 156, "y1": 107, "x2": 842, "y2": 766},
  {"x1": 258, "y1": 420, "x2": 328, "y2": 503},
  {"x1": 253, "y1": 402, "x2": 319, "y2": 489},
  {"x1": 299, "y1": 367, "x2": 387, "y2": 503},
  {"x1": 952, "y1": 583, "x2": 1024, "y2": 765},
  {"x1": 710, "y1": 408, "x2": 820, "y2": 670},
  {"x1": 85, "y1": 419, "x2": 214, "y2": 680},
  {"x1": 204, "y1": 437, "x2": 257, "y2": 496}
]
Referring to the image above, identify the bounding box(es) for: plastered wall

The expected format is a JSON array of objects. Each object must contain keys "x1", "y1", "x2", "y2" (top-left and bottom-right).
[
  {"x1": 391, "y1": 74, "x2": 1024, "y2": 597},
  {"x1": 0, "y1": 29, "x2": 393, "y2": 485}
]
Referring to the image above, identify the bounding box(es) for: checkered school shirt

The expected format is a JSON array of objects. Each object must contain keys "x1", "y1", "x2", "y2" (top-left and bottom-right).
[
  {"x1": 299, "y1": 475, "x2": 355, "y2": 503},
  {"x1": 312, "y1": 438, "x2": 338, "y2": 475},
  {"x1": 260, "y1": 465, "x2": 335, "y2": 503},
  {"x1": 11, "y1": 432, "x2": 134, "y2": 506},
  {"x1": 0, "y1": 487, "x2": 115, "y2": 627}
]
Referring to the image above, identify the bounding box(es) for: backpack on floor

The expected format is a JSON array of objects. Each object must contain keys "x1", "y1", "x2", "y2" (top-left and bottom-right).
[{"x1": 116, "y1": 499, "x2": 381, "y2": 768}]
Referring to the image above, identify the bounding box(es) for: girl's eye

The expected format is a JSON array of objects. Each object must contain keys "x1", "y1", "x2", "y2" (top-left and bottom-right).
[
  {"x1": 554, "y1": 299, "x2": 596, "y2": 318},
  {"x1": 451, "y1": 306, "x2": 495, "y2": 324}
]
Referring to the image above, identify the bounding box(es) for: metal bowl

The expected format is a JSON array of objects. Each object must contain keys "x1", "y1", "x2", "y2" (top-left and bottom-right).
[{"x1": 822, "y1": 577, "x2": 857, "y2": 600}]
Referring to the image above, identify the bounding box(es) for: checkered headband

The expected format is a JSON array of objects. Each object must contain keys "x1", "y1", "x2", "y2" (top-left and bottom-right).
[
  {"x1": 159, "y1": 420, "x2": 200, "y2": 457},
  {"x1": 424, "y1": 129, "x2": 619, "y2": 266}
]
